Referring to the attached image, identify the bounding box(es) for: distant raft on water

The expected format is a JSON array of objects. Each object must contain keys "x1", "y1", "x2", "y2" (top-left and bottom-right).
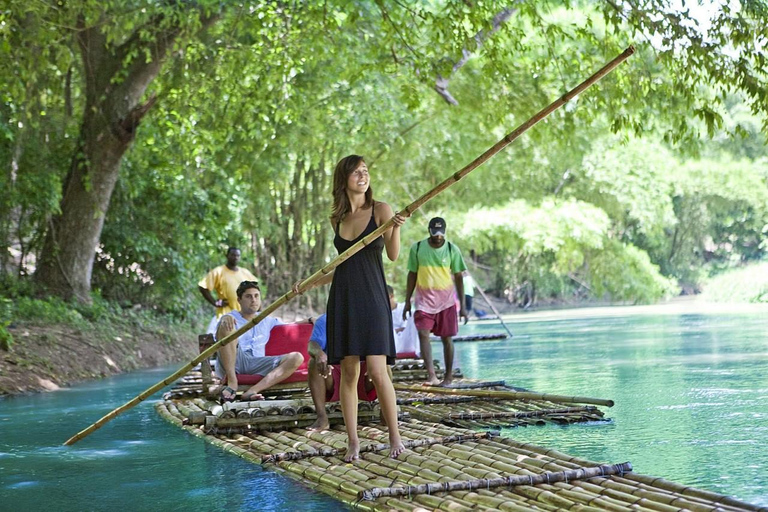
[{"x1": 431, "y1": 332, "x2": 508, "y2": 342}]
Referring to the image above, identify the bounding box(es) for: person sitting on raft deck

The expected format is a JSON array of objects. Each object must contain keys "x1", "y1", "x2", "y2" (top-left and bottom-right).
[
  {"x1": 306, "y1": 313, "x2": 378, "y2": 431},
  {"x1": 215, "y1": 280, "x2": 311, "y2": 402}
]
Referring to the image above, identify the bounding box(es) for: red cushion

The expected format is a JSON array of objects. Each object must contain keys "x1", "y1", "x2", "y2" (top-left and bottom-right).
[
  {"x1": 264, "y1": 323, "x2": 313, "y2": 364},
  {"x1": 397, "y1": 351, "x2": 418, "y2": 359},
  {"x1": 227, "y1": 322, "x2": 314, "y2": 385}
]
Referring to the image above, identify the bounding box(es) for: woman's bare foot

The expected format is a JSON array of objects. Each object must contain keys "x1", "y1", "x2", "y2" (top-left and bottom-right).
[
  {"x1": 389, "y1": 440, "x2": 406, "y2": 459},
  {"x1": 343, "y1": 441, "x2": 360, "y2": 462},
  {"x1": 307, "y1": 416, "x2": 330, "y2": 431},
  {"x1": 422, "y1": 377, "x2": 441, "y2": 386}
]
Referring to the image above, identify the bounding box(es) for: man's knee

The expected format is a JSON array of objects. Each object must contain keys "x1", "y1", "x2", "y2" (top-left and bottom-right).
[{"x1": 284, "y1": 352, "x2": 303, "y2": 369}]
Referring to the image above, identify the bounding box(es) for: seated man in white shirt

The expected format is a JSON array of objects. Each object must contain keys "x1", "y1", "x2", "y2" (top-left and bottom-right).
[
  {"x1": 215, "y1": 280, "x2": 303, "y2": 402},
  {"x1": 387, "y1": 285, "x2": 420, "y2": 357}
]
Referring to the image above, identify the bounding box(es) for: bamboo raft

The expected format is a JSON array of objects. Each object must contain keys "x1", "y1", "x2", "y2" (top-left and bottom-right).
[
  {"x1": 156, "y1": 371, "x2": 763, "y2": 511},
  {"x1": 431, "y1": 333, "x2": 508, "y2": 342}
]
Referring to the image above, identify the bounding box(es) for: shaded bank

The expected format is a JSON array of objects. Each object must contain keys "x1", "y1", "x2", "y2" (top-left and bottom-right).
[{"x1": 0, "y1": 321, "x2": 197, "y2": 395}]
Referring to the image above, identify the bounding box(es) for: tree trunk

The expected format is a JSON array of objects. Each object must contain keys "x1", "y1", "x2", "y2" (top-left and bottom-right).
[
  {"x1": 35, "y1": 115, "x2": 133, "y2": 301},
  {"x1": 34, "y1": 12, "x2": 216, "y2": 302}
]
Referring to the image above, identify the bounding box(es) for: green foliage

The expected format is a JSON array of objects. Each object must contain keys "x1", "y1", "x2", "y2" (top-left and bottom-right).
[
  {"x1": 13, "y1": 296, "x2": 88, "y2": 326},
  {"x1": 0, "y1": 322, "x2": 11, "y2": 351},
  {"x1": 650, "y1": 156, "x2": 768, "y2": 285},
  {"x1": 586, "y1": 241, "x2": 677, "y2": 303},
  {"x1": 452, "y1": 197, "x2": 677, "y2": 304},
  {"x1": 1, "y1": 0, "x2": 766, "y2": 309},
  {"x1": 0, "y1": 298, "x2": 12, "y2": 350},
  {"x1": 701, "y1": 262, "x2": 768, "y2": 303},
  {"x1": 572, "y1": 138, "x2": 677, "y2": 239}
]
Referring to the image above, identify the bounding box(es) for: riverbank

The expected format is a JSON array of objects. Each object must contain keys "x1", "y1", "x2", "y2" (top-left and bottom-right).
[
  {"x1": 3, "y1": 295, "x2": 764, "y2": 397},
  {"x1": 495, "y1": 296, "x2": 768, "y2": 323},
  {"x1": 0, "y1": 320, "x2": 199, "y2": 395},
  {"x1": 0, "y1": 304, "x2": 327, "y2": 396}
]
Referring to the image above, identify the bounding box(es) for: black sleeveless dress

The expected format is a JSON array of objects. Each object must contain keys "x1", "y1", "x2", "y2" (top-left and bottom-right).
[{"x1": 326, "y1": 203, "x2": 396, "y2": 365}]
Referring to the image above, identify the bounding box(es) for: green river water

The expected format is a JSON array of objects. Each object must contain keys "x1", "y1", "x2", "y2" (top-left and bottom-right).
[{"x1": 1, "y1": 302, "x2": 766, "y2": 510}]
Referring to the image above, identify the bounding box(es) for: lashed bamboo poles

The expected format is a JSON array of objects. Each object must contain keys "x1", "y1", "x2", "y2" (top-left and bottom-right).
[
  {"x1": 445, "y1": 406, "x2": 597, "y2": 420},
  {"x1": 450, "y1": 333, "x2": 506, "y2": 341},
  {"x1": 261, "y1": 431, "x2": 497, "y2": 463},
  {"x1": 358, "y1": 462, "x2": 633, "y2": 500},
  {"x1": 439, "y1": 380, "x2": 507, "y2": 389},
  {"x1": 64, "y1": 45, "x2": 634, "y2": 447},
  {"x1": 157, "y1": 402, "x2": 763, "y2": 512},
  {"x1": 397, "y1": 395, "x2": 493, "y2": 405},
  {"x1": 394, "y1": 383, "x2": 615, "y2": 407}
]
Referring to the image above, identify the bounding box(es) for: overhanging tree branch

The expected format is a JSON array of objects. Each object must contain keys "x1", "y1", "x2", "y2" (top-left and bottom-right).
[{"x1": 434, "y1": 5, "x2": 518, "y2": 105}]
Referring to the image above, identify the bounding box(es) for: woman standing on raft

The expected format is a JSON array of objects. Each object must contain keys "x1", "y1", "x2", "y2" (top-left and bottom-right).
[{"x1": 327, "y1": 154, "x2": 407, "y2": 461}]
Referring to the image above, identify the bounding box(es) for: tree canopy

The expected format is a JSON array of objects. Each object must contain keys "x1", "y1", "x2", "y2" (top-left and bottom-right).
[{"x1": 1, "y1": 0, "x2": 766, "y2": 314}]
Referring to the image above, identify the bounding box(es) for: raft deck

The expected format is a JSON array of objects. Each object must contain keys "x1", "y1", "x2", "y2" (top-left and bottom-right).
[{"x1": 156, "y1": 369, "x2": 763, "y2": 511}]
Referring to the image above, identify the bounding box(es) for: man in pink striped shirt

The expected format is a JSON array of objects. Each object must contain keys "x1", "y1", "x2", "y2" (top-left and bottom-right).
[{"x1": 403, "y1": 217, "x2": 468, "y2": 386}]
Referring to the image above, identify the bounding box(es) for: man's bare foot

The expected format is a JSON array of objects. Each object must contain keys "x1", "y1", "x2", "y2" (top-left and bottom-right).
[
  {"x1": 389, "y1": 441, "x2": 406, "y2": 459},
  {"x1": 421, "y1": 377, "x2": 441, "y2": 386},
  {"x1": 218, "y1": 385, "x2": 237, "y2": 403},
  {"x1": 343, "y1": 441, "x2": 360, "y2": 462},
  {"x1": 240, "y1": 391, "x2": 264, "y2": 401},
  {"x1": 437, "y1": 379, "x2": 453, "y2": 388},
  {"x1": 307, "y1": 417, "x2": 330, "y2": 431}
]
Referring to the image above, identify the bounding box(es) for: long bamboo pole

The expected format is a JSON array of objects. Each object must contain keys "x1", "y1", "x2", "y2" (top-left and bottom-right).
[
  {"x1": 394, "y1": 382, "x2": 615, "y2": 407},
  {"x1": 64, "y1": 45, "x2": 634, "y2": 446},
  {"x1": 357, "y1": 462, "x2": 633, "y2": 500},
  {"x1": 469, "y1": 272, "x2": 514, "y2": 337}
]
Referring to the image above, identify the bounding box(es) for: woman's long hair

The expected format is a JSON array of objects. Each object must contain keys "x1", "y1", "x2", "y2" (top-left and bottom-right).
[{"x1": 330, "y1": 154, "x2": 374, "y2": 223}]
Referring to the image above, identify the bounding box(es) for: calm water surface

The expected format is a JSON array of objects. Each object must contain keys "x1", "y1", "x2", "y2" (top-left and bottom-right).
[
  {"x1": 0, "y1": 367, "x2": 344, "y2": 511},
  {"x1": 2, "y1": 304, "x2": 766, "y2": 510},
  {"x1": 449, "y1": 305, "x2": 768, "y2": 507}
]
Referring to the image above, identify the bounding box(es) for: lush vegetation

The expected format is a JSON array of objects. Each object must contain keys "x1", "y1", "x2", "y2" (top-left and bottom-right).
[
  {"x1": 0, "y1": 284, "x2": 198, "y2": 353},
  {"x1": 1, "y1": 1, "x2": 766, "y2": 319},
  {"x1": 700, "y1": 261, "x2": 768, "y2": 303}
]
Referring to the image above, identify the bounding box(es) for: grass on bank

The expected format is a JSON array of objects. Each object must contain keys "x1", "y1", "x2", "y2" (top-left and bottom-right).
[
  {"x1": 700, "y1": 261, "x2": 768, "y2": 303},
  {"x1": 0, "y1": 282, "x2": 202, "y2": 352}
]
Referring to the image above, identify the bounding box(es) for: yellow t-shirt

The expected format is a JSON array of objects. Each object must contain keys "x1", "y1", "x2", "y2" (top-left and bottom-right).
[{"x1": 198, "y1": 265, "x2": 258, "y2": 317}]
